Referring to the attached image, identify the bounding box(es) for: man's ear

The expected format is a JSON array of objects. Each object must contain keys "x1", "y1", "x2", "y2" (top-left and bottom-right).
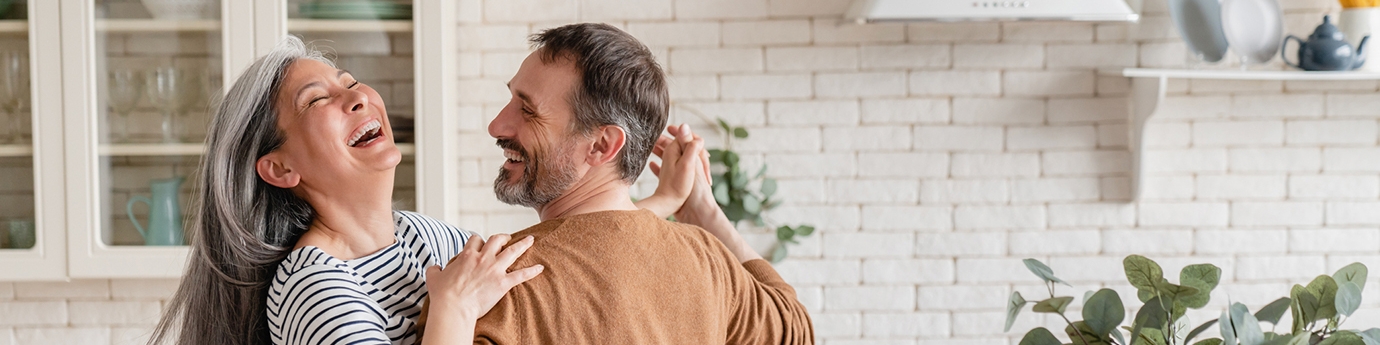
[
  {"x1": 256, "y1": 152, "x2": 301, "y2": 189},
  {"x1": 586, "y1": 125, "x2": 627, "y2": 167}
]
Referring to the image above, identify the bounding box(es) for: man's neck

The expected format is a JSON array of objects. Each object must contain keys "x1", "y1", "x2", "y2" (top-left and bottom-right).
[{"x1": 535, "y1": 174, "x2": 637, "y2": 221}]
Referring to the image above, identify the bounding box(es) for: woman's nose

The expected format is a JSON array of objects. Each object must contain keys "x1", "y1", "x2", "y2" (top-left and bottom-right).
[{"x1": 344, "y1": 89, "x2": 368, "y2": 113}]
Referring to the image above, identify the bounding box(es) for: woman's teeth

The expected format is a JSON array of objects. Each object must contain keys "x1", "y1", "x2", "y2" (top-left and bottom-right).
[{"x1": 348, "y1": 120, "x2": 382, "y2": 147}]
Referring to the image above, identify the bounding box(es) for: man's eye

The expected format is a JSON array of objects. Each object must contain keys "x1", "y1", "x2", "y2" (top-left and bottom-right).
[
  {"x1": 521, "y1": 107, "x2": 533, "y2": 115},
  {"x1": 348, "y1": 80, "x2": 359, "y2": 88}
]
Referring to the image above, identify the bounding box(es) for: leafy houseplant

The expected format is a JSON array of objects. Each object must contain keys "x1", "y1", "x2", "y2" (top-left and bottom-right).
[
  {"x1": 1007, "y1": 256, "x2": 1378, "y2": 345},
  {"x1": 706, "y1": 118, "x2": 813, "y2": 263}
]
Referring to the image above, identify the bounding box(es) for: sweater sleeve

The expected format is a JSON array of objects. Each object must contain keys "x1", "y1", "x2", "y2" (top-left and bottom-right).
[{"x1": 724, "y1": 258, "x2": 816, "y2": 345}]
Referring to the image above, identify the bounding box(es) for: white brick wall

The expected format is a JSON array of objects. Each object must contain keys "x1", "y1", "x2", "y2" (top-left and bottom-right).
[{"x1": 27, "y1": 1, "x2": 1380, "y2": 344}]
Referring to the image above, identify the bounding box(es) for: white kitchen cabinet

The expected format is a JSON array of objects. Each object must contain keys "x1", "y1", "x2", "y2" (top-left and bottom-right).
[{"x1": 0, "y1": 0, "x2": 455, "y2": 280}]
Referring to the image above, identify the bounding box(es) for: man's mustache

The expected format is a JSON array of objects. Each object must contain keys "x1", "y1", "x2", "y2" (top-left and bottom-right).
[{"x1": 496, "y1": 139, "x2": 528, "y2": 161}]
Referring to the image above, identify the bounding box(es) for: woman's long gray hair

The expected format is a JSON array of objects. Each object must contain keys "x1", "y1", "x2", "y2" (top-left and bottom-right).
[{"x1": 149, "y1": 36, "x2": 329, "y2": 345}]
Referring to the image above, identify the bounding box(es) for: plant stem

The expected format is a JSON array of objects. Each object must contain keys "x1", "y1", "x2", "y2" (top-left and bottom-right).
[{"x1": 1058, "y1": 313, "x2": 1094, "y2": 345}]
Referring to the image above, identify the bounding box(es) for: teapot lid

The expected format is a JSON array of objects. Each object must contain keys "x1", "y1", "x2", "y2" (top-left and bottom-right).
[{"x1": 1311, "y1": 15, "x2": 1346, "y2": 41}]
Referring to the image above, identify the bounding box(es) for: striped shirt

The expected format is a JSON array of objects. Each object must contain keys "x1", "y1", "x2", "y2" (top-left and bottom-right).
[{"x1": 267, "y1": 211, "x2": 470, "y2": 345}]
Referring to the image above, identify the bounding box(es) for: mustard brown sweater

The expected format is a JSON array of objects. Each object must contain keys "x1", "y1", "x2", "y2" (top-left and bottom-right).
[{"x1": 460, "y1": 209, "x2": 814, "y2": 345}]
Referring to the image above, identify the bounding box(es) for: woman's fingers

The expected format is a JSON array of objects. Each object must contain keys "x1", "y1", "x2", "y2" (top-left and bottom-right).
[
  {"x1": 483, "y1": 233, "x2": 512, "y2": 256},
  {"x1": 495, "y1": 236, "x2": 535, "y2": 265},
  {"x1": 504, "y1": 264, "x2": 545, "y2": 288},
  {"x1": 651, "y1": 135, "x2": 671, "y2": 157}
]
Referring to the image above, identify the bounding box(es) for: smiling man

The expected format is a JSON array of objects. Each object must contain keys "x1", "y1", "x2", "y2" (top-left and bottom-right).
[{"x1": 463, "y1": 23, "x2": 814, "y2": 344}]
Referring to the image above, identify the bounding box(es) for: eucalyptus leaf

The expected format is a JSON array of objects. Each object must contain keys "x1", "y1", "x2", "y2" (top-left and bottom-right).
[
  {"x1": 730, "y1": 168, "x2": 748, "y2": 188},
  {"x1": 1154, "y1": 280, "x2": 1200, "y2": 302},
  {"x1": 717, "y1": 118, "x2": 732, "y2": 134},
  {"x1": 1320, "y1": 331, "x2": 1367, "y2": 345},
  {"x1": 795, "y1": 225, "x2": 814, "y2": 236},
  {"x1": 723, "y1": 202, "x2": 746, "y2": 223},
  {"x1": 713, "y1": 183, "x2": 730, "y2": 205},
  {"x1": 1125, "y1": 255, "x2": 1165, "y2": 292},
  {"x1": 743, "y1": 194, "x2": 762, "y2": 214},
  {"x1": 1262, "y1": 333, "x2": 1295, "y2": 345},
  {"x1": 1024, "y1": 258, "x2": 1072, "y2": 287},
  {"x1": 707, "y1": 149, "x2": 725, "y2": 163},
  {"x1": 1112, "y1": 329, "x2": 1127, "y2": 345},
  {"x1": 1186, "y1": 319, "x2": 1218, "y2": 344},
  {"x1": 761, "y1": 178, "x2": 777, "y2": 199},
  {"x1": 776, "y1": 226, "x2": 794, "y2": 241},
  {"x1": 1337, "y1": 281, "x2": 1362, "y2": 317},
  {"x1": 1138, "y1": 289, "x2": 1155, "y2": 303},
  {"x1": 1285, "y1": 333, "x2": 1313, "y2": 345},
  {"x1": 1020, "y1": 327, "x2": 1063, "y2": 345},
  {"x1": 1033, "y1": 296, "x2": 1075, "y2": 314},
  {"x1": 755, "y1": 164, "x2": 767, "y2": 179},
  {"x1": 1084, "y1": 289, "x2": 1126, "y2": 337},
  {"x1": 1130, "y1": 297, "x2": 1167, "y2": 345},
  {"x1": 1180, "y1": 264, "x2": 1222, "y2": 309},
  {"x1": 1254, "y1": 297, "x2": 1291, "y2": 325},
  {"x1": 1194, "y1": 339, "x2": 1223, "y2": 345},
  {"x1": 732, "y1": 127, "x2": 749, "y2": 138},
  {"x1": 1221, "y1": 309, "x2": 1236, "y2": 345},
  {"x1": 769, "y1": 244, "x2": 787, "y2": 263},
  {"x1": 1358, "y1": 328, "x2": 1380, "y2": 345},
  {"x1": 723, "y1": 150, "x2": 740, "y2": 168},
  {"x1": 1236, "y1": 305, "x2": 1264, "y2": 345},
  {"x1": 1335, "y1": 262, "x2": 1369, "y2": 291},
  {"x1": 1136, "y1": 327, "x2": 1168, "y2": 345},
  {"x1": 1006, "y1": 291, "x2": 1028, "y2": 332},
  {"x1": 1306, "y1": 274, "x2": 1340, "y2": 321},
  {"x1": 1292, "y1": 286, "x2": 1317, "y2": 334}
]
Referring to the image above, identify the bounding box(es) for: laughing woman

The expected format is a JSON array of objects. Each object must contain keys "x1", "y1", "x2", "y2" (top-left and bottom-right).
[{"x1": 146, "y1": 37, "x2": 703, "y2": 345}]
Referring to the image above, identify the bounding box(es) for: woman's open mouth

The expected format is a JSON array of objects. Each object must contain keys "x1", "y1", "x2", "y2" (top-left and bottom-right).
[{"x1": 347, "y1": 120, "x2": 384, "y2": 148}]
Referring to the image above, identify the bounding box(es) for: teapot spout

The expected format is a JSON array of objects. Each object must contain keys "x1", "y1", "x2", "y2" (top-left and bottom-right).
[{"x1": 1356, "y1": 35, "x2": 1371, "y2": 69}]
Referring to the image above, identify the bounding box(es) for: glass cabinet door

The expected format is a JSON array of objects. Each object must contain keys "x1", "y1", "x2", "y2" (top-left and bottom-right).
[
  {"x1": 287, "y1": 0, "x2": 417, "y2": 210},
  {"x1": 0, "y1": 1, "x2": 34, "y2": 251},
  {"x1": 2, "y1": 0, "x2": 67, "y2": 280},
  {"x1": 65, "y1": 0, "x2": 225, "y2": 278}
]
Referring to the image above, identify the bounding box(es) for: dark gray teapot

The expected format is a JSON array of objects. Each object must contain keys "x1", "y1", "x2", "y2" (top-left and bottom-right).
[{"x1": 1283, "y1": 15, "x2": 1369, "y2": 71}]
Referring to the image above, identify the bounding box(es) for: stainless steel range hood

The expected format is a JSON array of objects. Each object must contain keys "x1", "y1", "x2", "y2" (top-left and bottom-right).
[{"x1": 845, "y1": 0, "x2": 1140, "y2": 23}]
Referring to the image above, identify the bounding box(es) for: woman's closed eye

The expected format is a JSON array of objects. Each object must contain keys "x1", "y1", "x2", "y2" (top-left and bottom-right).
[{"x1": 304, "y1": 80, "x2": 360, "y2": 108}]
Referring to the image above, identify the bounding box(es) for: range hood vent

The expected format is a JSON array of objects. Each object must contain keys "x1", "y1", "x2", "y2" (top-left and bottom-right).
[{"x1": 845, "y1": 0, "x2": 1139, "y2": 23}]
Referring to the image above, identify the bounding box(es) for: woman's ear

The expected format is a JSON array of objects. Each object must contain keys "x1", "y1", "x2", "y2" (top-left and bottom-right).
[
  {"x1": 256, "y1": 152, "x2": 300, "y2": 189},
  {"x1": 586, "y1": 125, "x2": 627, "y2": 167}
]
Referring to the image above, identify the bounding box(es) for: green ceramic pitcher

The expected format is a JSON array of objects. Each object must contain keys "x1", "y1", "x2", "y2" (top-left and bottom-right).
[{"x1": 126, "y1": 177, "x2": 184, "y2": 246}]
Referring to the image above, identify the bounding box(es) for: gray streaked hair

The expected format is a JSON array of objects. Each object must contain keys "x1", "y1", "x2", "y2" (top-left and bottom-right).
[{"x1": 149, "y1": 36, "x2": 330, "y2": 345}]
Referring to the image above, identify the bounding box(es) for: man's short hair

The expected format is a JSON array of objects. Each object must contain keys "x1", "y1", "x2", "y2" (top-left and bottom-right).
[{"x1": 530, "y1": 23, "x2": 669, "y2": 183}]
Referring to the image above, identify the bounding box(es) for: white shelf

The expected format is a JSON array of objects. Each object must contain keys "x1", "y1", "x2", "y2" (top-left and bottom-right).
[
  {"x1": 288, "y1": 19, "x2": 412, "y2": 32},
  {"x1": 1121, "y1": 68, "x2": 1380, "y2": 81},
  {"x1": 0, "y1": 20, "x2": 26, "y2": 32},
  {"x1": 100, "y1": 143, "x2": 204, "y2": 156},
  {"x1": 0, "y1": 145, "x2": 32, "y2": 157},
  {"x1": 95, "y1": 19, "x2": 219, "y2": 32},
  {"x1": 1121, "y1": 68, "x2": 1380, "y2": 201},
  {"x1": 98, "y1": 142, "x2": 416, "y2": 156}
]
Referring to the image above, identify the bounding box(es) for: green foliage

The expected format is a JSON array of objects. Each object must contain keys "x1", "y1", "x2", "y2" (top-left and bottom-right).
[
  {"x1": 707, "y1": 118, "x2": 813, "y2": 263},
  {"x1": 1007, "y1": 257, "x2": 1374, "y2": 345},
  {"x1": 1007, "y1": 291, "x2": 1028, "y2": 332}
]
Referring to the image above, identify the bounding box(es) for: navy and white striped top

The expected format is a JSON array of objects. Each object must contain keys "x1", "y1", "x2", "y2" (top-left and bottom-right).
[{"x1": 266, "y1": 210, "x2": 470, "y2": 345}]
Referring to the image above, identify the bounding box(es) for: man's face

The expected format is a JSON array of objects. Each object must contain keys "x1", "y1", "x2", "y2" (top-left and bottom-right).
[{"x1": 488, "y1": 50, "x2": 586, "y2": 207}]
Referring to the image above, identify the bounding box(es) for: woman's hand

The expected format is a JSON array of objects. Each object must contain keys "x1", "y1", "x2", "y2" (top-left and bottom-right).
[
  {"x1": 636, "y1": 124, "x2": 709, "y2": 218},
  {"x1": 422, "y1": 233, "x2": 540, "y2": 332}
]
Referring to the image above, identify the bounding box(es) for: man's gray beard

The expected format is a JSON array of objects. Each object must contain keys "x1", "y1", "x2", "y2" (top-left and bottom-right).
[{"x1": 493, "y1": 144, "x2": 579, "y2": 208}]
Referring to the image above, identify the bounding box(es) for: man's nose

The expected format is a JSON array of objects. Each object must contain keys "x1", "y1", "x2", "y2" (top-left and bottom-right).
[{"x1": 488, "y1": 103, "x2": 519, "y2": 139}]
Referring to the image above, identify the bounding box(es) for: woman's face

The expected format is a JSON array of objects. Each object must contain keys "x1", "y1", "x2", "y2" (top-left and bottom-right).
[{"x1": 266, "y1": 59, "x2": 400, "y2": 193}]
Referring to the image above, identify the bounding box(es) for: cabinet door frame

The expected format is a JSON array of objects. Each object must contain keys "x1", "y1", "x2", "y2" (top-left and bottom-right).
[{"x1": 0, "y1": 0, "x2": 70, "y2": 281}]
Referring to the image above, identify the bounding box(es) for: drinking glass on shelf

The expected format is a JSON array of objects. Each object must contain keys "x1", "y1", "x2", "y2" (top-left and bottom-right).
[
  {"x1": 0, "y1": 51, "x2": 30, "y2": 145},
  {"x1": 145, "y1": 67, "x2": 203, "y2": 143},
  {"x1": 108, "y1": 68, "x2": 144, "y2": 143}
]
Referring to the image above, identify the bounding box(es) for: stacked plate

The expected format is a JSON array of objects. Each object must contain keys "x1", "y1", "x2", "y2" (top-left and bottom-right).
[
  {"x1": 300, "y1": 1, "x2": 412, "y2": 20},
  {"x1": 1168, "y1": 0, "x2": 1283, "y2": 65}
]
